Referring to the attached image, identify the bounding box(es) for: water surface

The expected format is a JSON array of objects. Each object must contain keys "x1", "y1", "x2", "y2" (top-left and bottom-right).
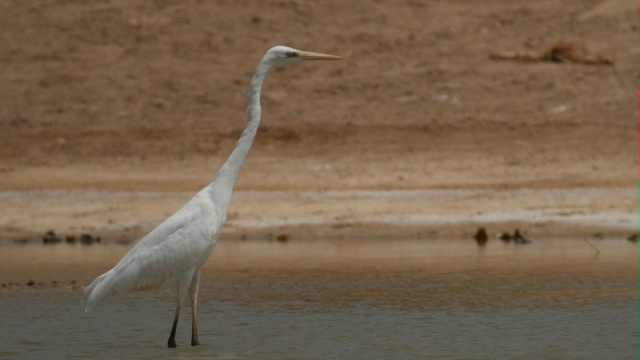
[{"x1": 0, "y1": 238, "x2": 636, "y2": 359}]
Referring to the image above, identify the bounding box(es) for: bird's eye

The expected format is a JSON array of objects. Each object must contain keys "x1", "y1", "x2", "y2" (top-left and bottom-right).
[{"x1": 285, "y1": 51, "x2": 298, "y2": 58}]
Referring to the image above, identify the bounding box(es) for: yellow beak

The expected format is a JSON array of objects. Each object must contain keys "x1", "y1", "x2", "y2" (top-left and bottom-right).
[{"x1": 298, "y1": 51, "x2": 343, "y2": 60}]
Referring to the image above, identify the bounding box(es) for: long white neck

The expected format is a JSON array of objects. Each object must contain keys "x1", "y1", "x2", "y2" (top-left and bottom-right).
[{"x1": 206, "y1": 58, "x2": 272, "y2": 204}]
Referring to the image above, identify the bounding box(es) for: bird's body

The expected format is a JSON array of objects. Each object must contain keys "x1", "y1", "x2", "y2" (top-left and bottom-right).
[
  {"x1": 83, "y1": 46, "x2": 341, "y2": 348},
  {"x1": 83, "y1": 188, "x2": 221, "y2": 310}
]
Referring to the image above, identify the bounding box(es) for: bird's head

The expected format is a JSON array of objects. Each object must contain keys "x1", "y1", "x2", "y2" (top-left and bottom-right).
[{"x1": 264, "y1": 46, "x2": 342, "y2": 66}]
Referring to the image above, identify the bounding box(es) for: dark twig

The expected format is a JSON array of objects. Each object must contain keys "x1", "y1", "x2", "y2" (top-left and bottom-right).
[{"x1": 583, "y1": 238, "x2": 600, "y2": 255}]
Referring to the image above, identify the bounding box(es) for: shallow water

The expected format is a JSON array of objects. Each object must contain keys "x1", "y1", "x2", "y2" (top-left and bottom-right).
[{"x1": 0, "y1": 238, "x2": 637, "y2": 359}]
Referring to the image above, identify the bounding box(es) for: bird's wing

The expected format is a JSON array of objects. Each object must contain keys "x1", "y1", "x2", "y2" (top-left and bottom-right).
[{"x1": 84, "y1": 194, "x2": 222, "y2": 311}]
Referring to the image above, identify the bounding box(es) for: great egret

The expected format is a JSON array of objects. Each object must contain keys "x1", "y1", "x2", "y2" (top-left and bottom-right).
[{"x1": 83, "y1": 46, "x2": 342, "y2": 348}]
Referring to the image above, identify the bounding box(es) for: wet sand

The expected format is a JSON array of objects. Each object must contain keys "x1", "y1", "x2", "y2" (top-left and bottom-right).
[{"x1": 0, "y1": 187, "x2": 635, "y2": 243}]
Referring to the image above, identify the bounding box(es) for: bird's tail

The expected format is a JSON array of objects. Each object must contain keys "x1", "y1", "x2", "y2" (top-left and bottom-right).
[{"x1": 82, "y1": 270, "x2": 112, "y2": 312}]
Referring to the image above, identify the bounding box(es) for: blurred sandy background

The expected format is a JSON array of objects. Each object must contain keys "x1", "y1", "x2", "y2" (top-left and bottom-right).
[{"x1": 0, "y1": 0, "x2": 636, "y2": 241}]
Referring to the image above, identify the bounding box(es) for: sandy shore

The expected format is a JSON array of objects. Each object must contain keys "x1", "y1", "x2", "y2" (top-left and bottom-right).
[
  {"x1": 0, "y1": 1, "x2": 636, "y2": 241},
  {"x1": 0, "y1": 186, "x2": 635, "y2": 243}
]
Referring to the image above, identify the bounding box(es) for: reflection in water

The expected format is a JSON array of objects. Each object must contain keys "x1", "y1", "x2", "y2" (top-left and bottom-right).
[{"x1": 0, "y1": 238, "x2": 637, "y2": 358}]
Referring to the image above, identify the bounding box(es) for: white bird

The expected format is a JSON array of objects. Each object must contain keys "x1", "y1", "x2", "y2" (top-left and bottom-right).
[{"x1": 82, "y1": 46, "x2": 342, "y2": 348}]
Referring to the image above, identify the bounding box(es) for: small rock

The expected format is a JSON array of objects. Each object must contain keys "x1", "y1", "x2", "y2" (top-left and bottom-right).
[
  {"x1": 80, "y1": 233, "x2": 101, "y2": 244},
  {"x1": 499, "y1": 232, "x2": 512, "y2": 242},
  {"x1": 43, "y1": 230, "x2": 61, "y2": 244},
  {"x1": 473, "y1": 227, "x2": 489, "y2": 246},
  {"x1": 276, "y1": 234, "x2": 289, "y2": 243},
  {"x1": 513, "y1": 230, "x2": 532, "y2": 244}
]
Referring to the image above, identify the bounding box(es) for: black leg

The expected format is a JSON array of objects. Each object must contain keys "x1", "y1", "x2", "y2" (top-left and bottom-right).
[
  {"x1": 167, "y1": 306, "x2": 180, "y2": 348},
  {"x1": 191, "y1": 301, "x2": 200, "y2": 346}
]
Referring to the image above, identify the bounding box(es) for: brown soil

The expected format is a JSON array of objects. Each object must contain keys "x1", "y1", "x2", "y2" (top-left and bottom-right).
[
  {"x1": 0, "y1": 0, "x2": 636, "y2": 241},
  {"x1": 490, "y1": 41, "x2": 616, "y2": 64}
]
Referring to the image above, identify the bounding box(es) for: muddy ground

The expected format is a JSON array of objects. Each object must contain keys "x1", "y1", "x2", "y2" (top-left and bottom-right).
[{"x1": 0, "y1": 0, "x2": 636, "y2": 241}]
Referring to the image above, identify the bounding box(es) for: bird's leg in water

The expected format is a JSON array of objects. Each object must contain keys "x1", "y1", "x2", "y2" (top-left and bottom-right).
[
  {"x1": 191, "y1": 302, "x2": 200, "y2": 346},
  {"x1": 189, "y1": 271, "x2": 201, "y2": 346},
  {"x1": 168, "y1": 305, "x2": 180, "y2": 348}
]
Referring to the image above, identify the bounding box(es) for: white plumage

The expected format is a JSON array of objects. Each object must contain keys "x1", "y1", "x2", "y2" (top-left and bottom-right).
[
  {"x1": 83, "y1": 189, "x2": 221, "y2": 310},
  {"x1": 82, "y1": 46, "x2": 341, "y2": 348}
]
